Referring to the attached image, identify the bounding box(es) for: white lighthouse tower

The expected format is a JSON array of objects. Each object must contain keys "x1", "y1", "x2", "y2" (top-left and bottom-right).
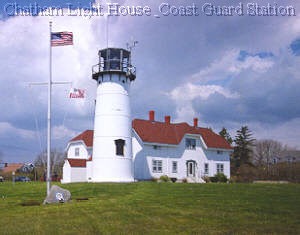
[{"x1": 90, "y1": 48, "x2": 136, "y2": 182}]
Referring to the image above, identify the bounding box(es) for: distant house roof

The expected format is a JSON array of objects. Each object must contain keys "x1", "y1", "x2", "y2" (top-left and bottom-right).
[
  {"x1": 70, "y1": 130, "x2": 93, "y2": 147},
  {"x1": 132, "y1": 119, "x2": 232, "y2": 150},
  {"x1": 279, "y1": 150, "x2": 300, "y2": 162},
  {"x1": 1, "y1": 163, "x2": 24, "y2": 173},
  {"x1": 68, "y1": 118, "x2": 232, "y2": 150},
  {"x1": 67, "y1": 159, "x2": 87, "y2": 167}
]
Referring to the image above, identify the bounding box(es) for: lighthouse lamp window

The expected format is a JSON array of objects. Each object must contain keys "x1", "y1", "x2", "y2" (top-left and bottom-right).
[{"x1": 115, "y1": 139, "x2": 125, "y2": 156}]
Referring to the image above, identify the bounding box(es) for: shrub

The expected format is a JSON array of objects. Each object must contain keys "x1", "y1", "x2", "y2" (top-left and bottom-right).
[
  {"x1": 209, "y1": 176, "x2": 218, "y2": 183},
  {"x1": 151, "y1": 177, "x2": 158, "y2": 182},
  {"x1": 235, "y1": 164, "x2": 257, "y2": 183},
  {"x1": 182, "y1": 178, "x2": 188, "y2": 183},
  {"x1": 229, "y1": 176, "x2": 238, "y2": 183},
  {"x1": 159, "y1": 175, "x2": 170, "y2": 182},
  {"x1": 202, "y1": 176, "x2": 211, "y2": 183},
  {"x1": 170, "y1": 177, "x2": 177, "y2": 183},
  {"x1": 216, "y1": 173, "x2": 228, "y2": 183},
  {"x1": 252, "y1": 163, "x2": 300, "y2": 183},
  {"x1": 209, "y1": 173, "x2": 228, "y2": 183}
]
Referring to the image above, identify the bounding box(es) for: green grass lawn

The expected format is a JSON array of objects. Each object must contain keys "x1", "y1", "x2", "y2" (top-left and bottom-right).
[{"x1": 0, "y1": 182, "x2": 299, "y2": 234}]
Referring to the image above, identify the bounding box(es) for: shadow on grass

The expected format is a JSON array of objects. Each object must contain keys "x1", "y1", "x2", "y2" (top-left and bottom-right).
[{"x1": 20, "y1": 200, "x2": 41, "y2": 206}]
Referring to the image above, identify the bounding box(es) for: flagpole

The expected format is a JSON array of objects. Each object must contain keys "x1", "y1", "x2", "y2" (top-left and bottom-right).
[
  {"x1": 106, "y1": 14, "x2": 109, "y2": 48},
  {"x1": 47, "y1": 21, "x2": 52, "y2": 195}
]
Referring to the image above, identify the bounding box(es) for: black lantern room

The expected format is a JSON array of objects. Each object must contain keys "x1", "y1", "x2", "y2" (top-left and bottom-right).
[{"x1": 92, "y1": 48, "x2": 136, "y2": 82}]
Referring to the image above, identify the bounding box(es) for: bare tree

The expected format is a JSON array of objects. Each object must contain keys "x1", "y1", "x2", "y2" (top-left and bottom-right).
[
  {"x1": 34, "y1": 149, "x2": 65, "y2": 179},
  {"x1": 252, "y1": 140, "x2": 300, "y2": 181},
  {"x1": 253, "y1": 139, "x2": 285, "y2": 166}
]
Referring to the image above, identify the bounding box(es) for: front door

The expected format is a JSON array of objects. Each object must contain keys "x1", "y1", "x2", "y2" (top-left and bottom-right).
[{"x1": 187, "y1": 161, "x2": 195, "y2": 177}]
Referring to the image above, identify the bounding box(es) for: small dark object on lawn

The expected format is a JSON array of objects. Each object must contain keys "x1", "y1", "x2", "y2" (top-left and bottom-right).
[
  {"x1": 76, "y1": 197, "x2": 89, "y2": 201},
  {"x1": 21, "y1": 200, "x2": 41, "y2": 206},
  {"x1": 170, "y1": 178, "x2": 177, "y2": 183}
]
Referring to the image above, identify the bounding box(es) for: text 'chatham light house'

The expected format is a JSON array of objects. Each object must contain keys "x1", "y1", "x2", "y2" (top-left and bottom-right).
[{"x1": 91, "y1": 47, "x2": 136, "y2": 182}]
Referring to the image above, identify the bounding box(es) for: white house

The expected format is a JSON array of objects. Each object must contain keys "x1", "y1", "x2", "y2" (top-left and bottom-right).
[
  {"x1": 132, "y1": 111, "x2": 232, "y2": 182},
  {"x1": 61, "y1": 130, "x2": 93, "y2": 183},
  {"x1": 61, "y1": 111, "x2": 232, "y2": 183}
]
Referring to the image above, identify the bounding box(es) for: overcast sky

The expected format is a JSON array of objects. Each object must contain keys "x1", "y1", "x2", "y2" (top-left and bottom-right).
[{"x1": 0, "y1": 0, "x2": 300, "y2": 163}]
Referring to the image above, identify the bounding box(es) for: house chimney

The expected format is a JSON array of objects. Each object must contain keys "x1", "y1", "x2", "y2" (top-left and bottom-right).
[
  {"x1": 165, "y1": 116, "x2": 171, "y2": 124},
  {"x1": 193, "y1": 118, "x2": 198, "y2": 128},
  {"x1": 149, "y1": 110, "x2": 155, "y2": 121}
]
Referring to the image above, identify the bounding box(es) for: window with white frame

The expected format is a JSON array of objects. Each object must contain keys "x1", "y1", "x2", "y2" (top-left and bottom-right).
[
  {"x1": 75, "y1": 147, "x2": 80, "y2": 157},
  {"x1": 204, "y1": 163, "x2": 209, "y2": 175},
  {"x1": 152, "y1": 160, "x2": 162, "y2": 173},
  {"x1": 185, "y1": 138, "x2": 196, "y2": 150},
  {"x1": 216, "y1": 163, "x2": 224, "y2": 173},
  {"x1": 172, "y1": 161, "x2": 178, "y2": 173}
]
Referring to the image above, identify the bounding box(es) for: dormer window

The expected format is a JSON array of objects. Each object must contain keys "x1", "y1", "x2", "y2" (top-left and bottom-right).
[
  {"x1": 115, "y1": 139, "x2": 125, "y2": 156},
  {"x1": 153, "y1": 145, "x2": 161, "y2": 150},
  {"x1": 185, "y1": 138, "x2": 196, "y2": 150}
]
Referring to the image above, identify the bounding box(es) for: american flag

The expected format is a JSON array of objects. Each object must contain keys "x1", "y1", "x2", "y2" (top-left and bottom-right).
[
  {"x1": 69, "y1": 88, "x2": 85, "y2": 99},
  {"x1": 51, "y1": 32, "x2": 73, "y2": 47}
]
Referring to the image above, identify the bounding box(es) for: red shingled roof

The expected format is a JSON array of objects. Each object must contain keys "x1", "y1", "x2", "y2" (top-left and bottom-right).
[
  {"x1": 132, "y1": 119, "x2": 232, "y2": 150},
  {"x1": 67, "y1": 159, "x2": 87, "y2": 167},
  {"x1": 70, "y1": 130, "x2": 93, "y2": 147},
  {"x1": 69, "y1": 120, "x2": 232, "y2": 150},
  {"x1": 1, "y1": 163, "x2": 23, "y2": 173}
]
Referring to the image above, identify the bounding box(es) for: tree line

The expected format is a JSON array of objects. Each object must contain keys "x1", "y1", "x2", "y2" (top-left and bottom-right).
[
  {"x1": 0, "y1": 149, "x2": 65, "y2": 181},
  {"x1": 34, "y1": 149, "x2": 65, "y2": 181},
  {"x1": 219, "y1": 126, "x2": 300, "y2": 182}
]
